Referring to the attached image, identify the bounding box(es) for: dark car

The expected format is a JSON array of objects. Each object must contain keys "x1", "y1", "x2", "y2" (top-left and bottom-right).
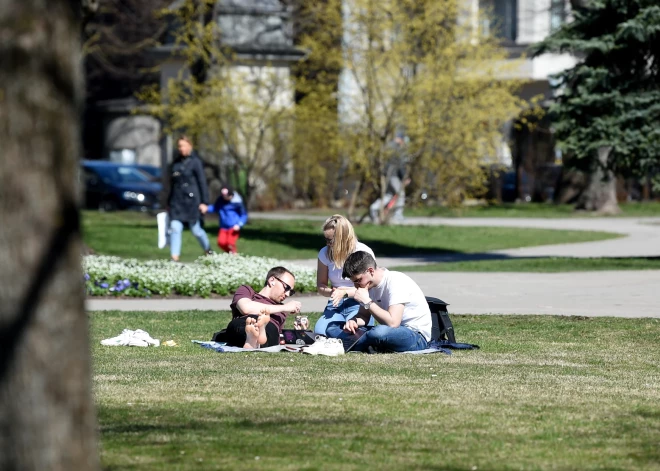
[
  {"x1": 136, "y1": 164, "x2": 162, "y2": 180},
  {"x1": 501, "y1": 170, "x2": 531, "y2": 203},
  {"x1": 81, "y1": 160, "x2": 163, "y2": 211}
]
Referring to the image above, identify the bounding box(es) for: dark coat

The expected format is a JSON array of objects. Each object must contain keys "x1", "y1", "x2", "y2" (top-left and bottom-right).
[{"x1": 167, "y1": 152, "x2": 209, "y2": 224}]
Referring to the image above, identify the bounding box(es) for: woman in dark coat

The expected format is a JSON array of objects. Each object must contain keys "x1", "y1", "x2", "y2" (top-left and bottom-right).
[{"x1": 167, "y1": 136, "x2": 212, "y2": 261}]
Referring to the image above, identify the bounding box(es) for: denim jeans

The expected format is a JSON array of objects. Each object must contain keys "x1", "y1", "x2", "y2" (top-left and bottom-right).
[
  {"x1": 313, "y1": 297, "x2": 374, "y2": 335},
  {"x1": 170, "y1": 219, "x2": 210, "y2": 257},
  {"x1": 326, "y1": 324, "x2": 429, "y2": 353}
]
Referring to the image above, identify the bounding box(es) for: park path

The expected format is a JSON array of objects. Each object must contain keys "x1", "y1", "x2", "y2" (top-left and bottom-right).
[
  {"x1": 86, "y1": 270, "x2": 660, "y2": 318},
  {"x1": 87, "y1": 213, "x2": 660, "y2": 318}
]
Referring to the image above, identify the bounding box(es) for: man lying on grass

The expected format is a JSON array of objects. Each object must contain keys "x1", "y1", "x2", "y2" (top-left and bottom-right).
[
  {"x1": 335, "y1": 251, "x2": 432, "y2": 353},
  {"x1": 225, "y1": 266, "x2": 302, "y2": 349}
]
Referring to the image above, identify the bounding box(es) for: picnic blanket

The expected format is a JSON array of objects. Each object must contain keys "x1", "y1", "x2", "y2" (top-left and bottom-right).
[{"x1": 192, "y1": 340, "x2": 454, "y2": 355}]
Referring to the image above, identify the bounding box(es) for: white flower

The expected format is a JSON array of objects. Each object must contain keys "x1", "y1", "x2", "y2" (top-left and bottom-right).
[{"x1": 83, "y1": 254, "x2": 315, "y2": 297}]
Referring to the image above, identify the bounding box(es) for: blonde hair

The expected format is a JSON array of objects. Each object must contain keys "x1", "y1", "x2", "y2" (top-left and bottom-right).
[{"x1": 323, "y1": 214, "x2": 357, "y2": 269}]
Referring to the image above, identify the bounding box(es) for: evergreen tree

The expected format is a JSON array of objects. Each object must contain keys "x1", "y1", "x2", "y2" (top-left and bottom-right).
[{"x1": 532, "y1": 0, "x2": 660, "y2": 213}]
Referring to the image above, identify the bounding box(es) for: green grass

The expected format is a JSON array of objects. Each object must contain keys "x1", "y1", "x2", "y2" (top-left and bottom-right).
[
  {"x1": 92, "y1": 310, "x2": 660, "y2": 470},
  {"x1": 82, "y1": 211, "x2": 619, "y2": 262},
  {"x1": 391, "y1": 256, "x2": 660, "y2": 272},
  {"x1": 265, "y1": 201, "x2": 660, "y2": 218}
]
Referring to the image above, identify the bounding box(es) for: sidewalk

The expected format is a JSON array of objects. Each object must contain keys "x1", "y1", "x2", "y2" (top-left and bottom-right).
[
  {"x1": 87, "y1": 214, "x2": 660, "y2": 318},
  {"x1": 87, "y1": 270, "x2": 660, "y2": 318}
]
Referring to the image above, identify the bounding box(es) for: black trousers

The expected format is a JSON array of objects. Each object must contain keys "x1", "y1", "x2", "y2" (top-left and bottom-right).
[{"x1": 225, "y1": 315, "x2": 280, "y2": 348}]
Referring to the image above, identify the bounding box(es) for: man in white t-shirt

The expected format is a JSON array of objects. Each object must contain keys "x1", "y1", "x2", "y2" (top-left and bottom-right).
[{"x1": 341, "y1": 251, "x2": 432, "y2": 352}]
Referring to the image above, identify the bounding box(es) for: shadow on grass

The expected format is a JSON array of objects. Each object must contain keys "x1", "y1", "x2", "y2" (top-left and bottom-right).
[
  {"x1": 98, "y1": 404, "x2": 660, "y2": 470},
  {"x1": 238, "y1": 224, "x2": 466, "y2": 258}
]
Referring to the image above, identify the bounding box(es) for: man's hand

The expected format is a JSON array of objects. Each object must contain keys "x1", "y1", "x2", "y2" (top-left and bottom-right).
[
  {"x1": 283, "y1": 300, "x2": 302, "y2": 314},
  {"x1": 343, "y1": 318, "x2": 361, "y2": 334},
  {"x1": 199, "y1": 203, "x2": 208, "y2": 214},
  {"x1": 353, "y1": 287, "x2": 371, "y2": 305},
  {"x1": 232, "y1": 224, "x2": 240, "y2": 231}
]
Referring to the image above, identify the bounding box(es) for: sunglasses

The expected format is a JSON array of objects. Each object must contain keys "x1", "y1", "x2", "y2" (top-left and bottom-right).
[{"x1": 273, "y1": 276, "x2": 295, "y2": 295}]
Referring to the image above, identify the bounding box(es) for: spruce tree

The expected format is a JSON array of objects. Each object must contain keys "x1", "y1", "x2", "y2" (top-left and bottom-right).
[{"x1": 532, "y1": 0, "x2": 660, "y2": 212}]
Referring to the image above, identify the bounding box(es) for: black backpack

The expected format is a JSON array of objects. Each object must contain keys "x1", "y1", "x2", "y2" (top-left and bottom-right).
[{"x1": 426, "y1": 296, "x2": 457, "y2": 343}]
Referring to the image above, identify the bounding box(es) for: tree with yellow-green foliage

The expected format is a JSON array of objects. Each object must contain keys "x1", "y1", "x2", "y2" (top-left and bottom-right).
[
  {"x1": 140, "y1": 0, "x2": 298, "y2": 206},
  {"x1": 295, "y1": 0, "x2": 531, "y2": 220}
]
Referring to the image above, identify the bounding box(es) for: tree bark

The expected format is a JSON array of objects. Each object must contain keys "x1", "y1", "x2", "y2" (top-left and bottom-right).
[
  {"x1": 575, "y1": 146, "x2": 621, "y2": 215},
  {"x1": 0, "y1": 1, "x2": 100, "y2": 470},
  {"x1": 570, "y1": 0, "x2": 591, "y2": 10}
]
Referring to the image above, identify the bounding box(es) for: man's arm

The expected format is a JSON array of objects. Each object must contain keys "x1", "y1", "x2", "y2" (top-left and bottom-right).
[
  {"x1": 235, "y1": 298, "x2": 301, "y2": 316},
  {"x1": 352, "y1": 287, "x2": 404, "y2": 327},
  {"x1": 368, "y1": 303, "x2": 404, "y2": 328}
]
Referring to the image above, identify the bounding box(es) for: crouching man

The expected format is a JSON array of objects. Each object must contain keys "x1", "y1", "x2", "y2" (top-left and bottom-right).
[
  {"x1": 225, "y1": 266, "x2": 302, "y2": 349},
  {"x1": 332, "y1": 251, "x2": 432, "y2": 353}
]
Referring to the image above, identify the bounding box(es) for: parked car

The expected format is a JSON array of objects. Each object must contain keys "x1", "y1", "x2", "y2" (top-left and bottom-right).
[
  {"x1": 501, "y1": 170, "x2": 531, "y2": 203},
  {"x1": 136, "y1": 164, "x2": 162, "y2": 181},
  {"x1": 81, "y1": 160, "x2": 163, "y2": 211}
]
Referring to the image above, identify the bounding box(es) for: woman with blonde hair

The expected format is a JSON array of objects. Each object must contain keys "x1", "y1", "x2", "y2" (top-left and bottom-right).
[{"x1": 314, "y1": 214, "x2": 375, "y2": 336}]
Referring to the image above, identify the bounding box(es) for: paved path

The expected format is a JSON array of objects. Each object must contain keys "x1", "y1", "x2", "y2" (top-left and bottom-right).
[
  {"x1": 87, "y1": 214, "x2": 660, "y2": 318},
  {"x1": 87, "y1": 270, "x2": 660, "y2": 318}
]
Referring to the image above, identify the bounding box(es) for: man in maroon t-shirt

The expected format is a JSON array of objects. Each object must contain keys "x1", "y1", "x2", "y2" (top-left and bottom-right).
[{"x1": 225, "y1": 266, "x2": 302, "y2": 348}]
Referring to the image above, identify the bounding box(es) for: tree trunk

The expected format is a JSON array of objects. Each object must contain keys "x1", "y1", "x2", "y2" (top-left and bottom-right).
[
  {"x1": 0, "y1": 1, "x2": 100, "y2": 470},
  {"x1": 569, "y1": 0, "x2": 591, "y2": 10},
  {"x1": 575, "y1": 146, "x2": 621, "y2": 215}
]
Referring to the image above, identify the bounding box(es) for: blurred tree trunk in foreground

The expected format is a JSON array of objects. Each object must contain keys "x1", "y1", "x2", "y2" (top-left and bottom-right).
[{"x1": 0, "y1": 1, "x2": 100, "y2": 470}]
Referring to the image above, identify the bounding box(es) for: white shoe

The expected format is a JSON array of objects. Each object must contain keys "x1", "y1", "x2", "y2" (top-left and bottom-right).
[
  {"x1": 132, "y1": 329, "x2": 160, "y2": 347},
  {"x1": 301, "y1": 336, "x2": 344, "y2": 356},
  {"x1": 101, "y1": 329, "x2": 134, "y2": 346}
]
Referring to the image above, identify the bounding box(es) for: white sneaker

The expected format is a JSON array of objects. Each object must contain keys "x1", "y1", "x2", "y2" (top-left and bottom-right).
[
  {"x1": 301, "y1": 336, "x2": 345, "y2": 356},
  {"x1": 132, "y1": 329, "x2": 160, "y2": 347}
]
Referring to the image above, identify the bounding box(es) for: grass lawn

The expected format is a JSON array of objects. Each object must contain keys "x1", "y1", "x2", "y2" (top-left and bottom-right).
[
  {"x1": 92, "y1": 310, "x2": 660, "y2": 470},
  {"x1": 284, "y1": 201, "x2": 660, "y2": 219},
  {"x1": 82, "y1": 211, "x2": 619, "y2": 262},
  {"x1": 391, "y1": 256, "x2": 660, "y2": 272}
]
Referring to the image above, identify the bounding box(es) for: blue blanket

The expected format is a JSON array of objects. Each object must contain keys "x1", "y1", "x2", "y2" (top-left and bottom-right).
[{"x1": 192, "y1": 340, "x2": 453, "y2": 355}]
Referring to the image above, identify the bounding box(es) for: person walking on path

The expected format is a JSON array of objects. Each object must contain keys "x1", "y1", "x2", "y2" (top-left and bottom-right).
[
  {"x1": 166, "y1": 135, "x2": 212, "y2": 262},
  {"x1": 369, "y1": 135, "x2": 410, "y2": 224},
  {"x1": 206, "y1": 184, "x2": 247, "y2": 254},
  {"x1": 314, "y1": 215, "x2": 375, "y2": 336},
  {"x1": 334, "y1": 251, "x2": 432, "y2": 353}
]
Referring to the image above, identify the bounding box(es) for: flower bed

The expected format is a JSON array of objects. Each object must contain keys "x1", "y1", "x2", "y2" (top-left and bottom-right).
[{"x1": 84, "y1": 254, "x2": 316, "y2": 298}]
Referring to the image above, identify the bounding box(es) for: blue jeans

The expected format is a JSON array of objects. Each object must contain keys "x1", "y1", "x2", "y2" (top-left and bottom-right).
[
  {"x1": 170, "y1": 219, "x2": 210, "y2": 257},
  {"x1": 326, "y1": 324, "x2": 429, "y2": 353},
  {"x1": 313, "y1": 297, "x2": 374, "y2": 336}
]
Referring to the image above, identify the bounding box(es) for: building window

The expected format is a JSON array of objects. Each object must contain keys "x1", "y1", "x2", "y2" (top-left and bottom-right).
[
  {"x1": 490, "y1": 0, "x2": 517, "y2": 42},
  {"x1": 550, "y1": 0, "x2": 566, "y2": 32}
]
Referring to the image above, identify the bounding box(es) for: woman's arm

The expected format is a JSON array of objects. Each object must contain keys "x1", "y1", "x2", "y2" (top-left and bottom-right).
[
  {"x1": 192, "y1": 158, "x2": 209, "y2": 204},
  {"x1": 330, "y1": 285, "x2": 357, "y2": 306},
  {"x1": 316, "y1": 259, "x2": 334, "y2": 297}
]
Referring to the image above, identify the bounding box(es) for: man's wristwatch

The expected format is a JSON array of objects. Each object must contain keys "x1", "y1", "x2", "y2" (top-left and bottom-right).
[{"x1": 362, "y1": 300, "x2": 373, "y2": 310}]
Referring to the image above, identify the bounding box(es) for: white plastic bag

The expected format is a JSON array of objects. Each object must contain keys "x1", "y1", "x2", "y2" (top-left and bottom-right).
[{"x1": 157, "y1": 211, "x2": 170, "y2": 249}]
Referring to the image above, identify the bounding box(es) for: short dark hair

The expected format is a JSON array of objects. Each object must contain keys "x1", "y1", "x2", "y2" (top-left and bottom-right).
[
  {"x1": 178, "y1": 135, "x2": 193, "y2": 145},
  {"x1": 264, "y1": 266, "x2": 295, "y2": 286},
  {"x1": 342, "y1": 251, "x2": 377, "y2": 279},
  {"x1": 220, "y1": 184, "x2": 235, "y2": 197}
]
